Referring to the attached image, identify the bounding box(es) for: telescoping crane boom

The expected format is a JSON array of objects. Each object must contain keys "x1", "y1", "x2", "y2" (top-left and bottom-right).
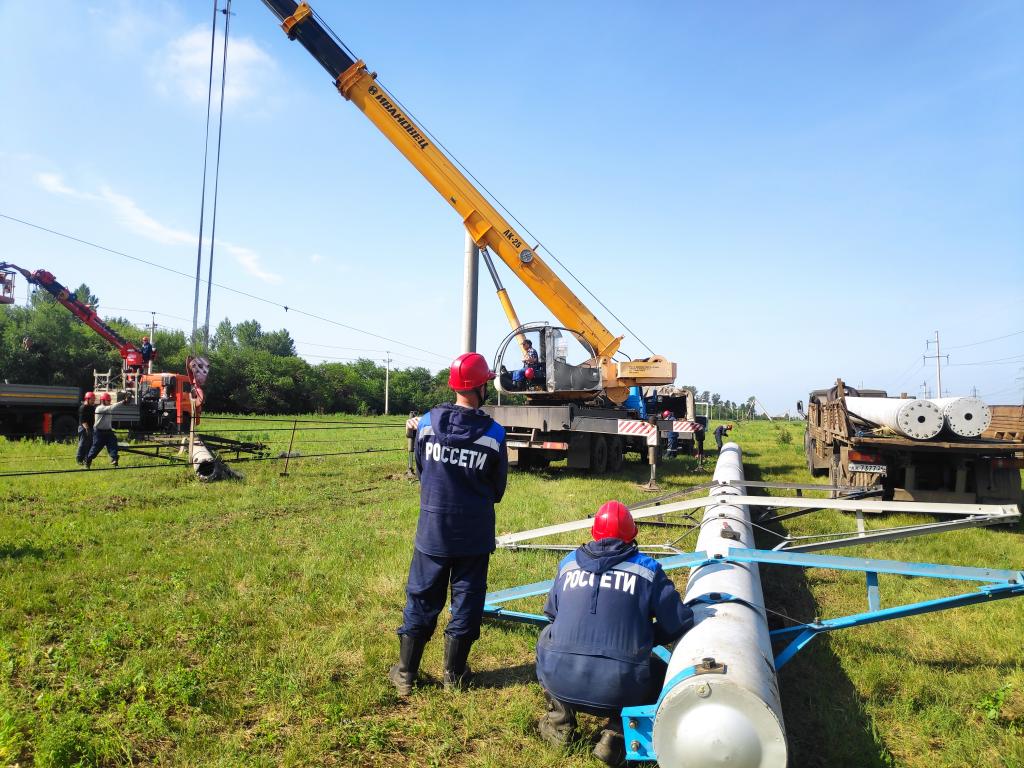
[
  {"x1": 0, "y1": 263, "x2": 146, "y2": 369},
  {"x1": 260, "y1": 1, "x2": 677, "y2": 403}
]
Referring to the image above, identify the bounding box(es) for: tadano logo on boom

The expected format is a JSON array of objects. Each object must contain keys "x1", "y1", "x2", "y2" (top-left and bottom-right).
[{"x1": 367, "y1": 85, "x2": 429, "y2": 149}]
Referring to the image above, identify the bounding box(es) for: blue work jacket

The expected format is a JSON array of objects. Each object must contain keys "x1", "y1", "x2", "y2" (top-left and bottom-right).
[
  {"x1": 536, "y1": 538, "x2": 693, "y2": 709},
  {"x1": 414, "y1": 403, "x2": 507, "y2": 557}
]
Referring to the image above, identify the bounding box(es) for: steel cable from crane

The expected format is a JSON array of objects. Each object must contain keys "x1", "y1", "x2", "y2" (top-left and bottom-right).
[
  {"x1": 0, "y1": 213, "x2": 450, "y2": 360},
  {"x1": 192, "y1": 0, "x2": 221, "y2": 352},
  {"x1": 202, "y1": 0, "x2": 233, "y2": 352},
  {"x1": 310, "y1": 12, "x2": 660, "y2": 360}
]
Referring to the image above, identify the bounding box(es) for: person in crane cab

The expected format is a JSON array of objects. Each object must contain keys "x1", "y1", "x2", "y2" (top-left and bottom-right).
[
  {"x1": 85, "y1": 392, "x2": 119, "y2": 469},
  {"x1": 535, "y1": 501, "x2": 693, "y2": 767},
  {"x1": 390, "y1": 352, "x2": 508, "y2": 696},
  {"x1": 76, "y1": 391, "x2": 96, "y2": 465},
  {"x1": 512, "y1": 338, "x2": 540, "y2": 390}
]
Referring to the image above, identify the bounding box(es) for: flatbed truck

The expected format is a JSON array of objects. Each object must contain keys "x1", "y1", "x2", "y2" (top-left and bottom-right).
[
  {"x1": 803, "y1": 381, "x2": 1024, "y2": 504},
  {"x1": 0, "y1": 383, "x2": 80, "y2": 440}
]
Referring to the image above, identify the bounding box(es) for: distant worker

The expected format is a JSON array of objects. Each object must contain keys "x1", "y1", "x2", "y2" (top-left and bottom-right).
[
  {"x1": 662, "y1": 410, "x2": 678, "y2": 458},
  {"x1": 85, "y1": 392, "x2": 119, "y2": 469},
  {"x1": 713, "y1": 423, "x2": 733, "y2": 452},
  {"x1": 693, "y1": 423, "x2": 706, "y2": 468},
  {"x1": 76, "y1": 392, "x2": 96, "y2": 465},
  {"x1": 536, "y1": 501, "x2": 694, "y2": 766},
  {"x1": 140, "y1": 336, "x2": 155, "y2": 373},
  {"x1": 390, "y1": 352, "x2": 508, "y2": 696},
  {"x1": 512, "y1": 338, "x2": 540, "y2": 390}
]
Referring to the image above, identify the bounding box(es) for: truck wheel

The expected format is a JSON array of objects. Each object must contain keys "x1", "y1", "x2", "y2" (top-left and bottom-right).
[
  {"x1": 607, "y1": 438, "x2": 624, "y2": 473},
  {"x1": 805, "y1": 433, "x2": 827, "y2": 478},
  {"x1": 590, "y1": 436, "x2": 608, "y2": 474}
]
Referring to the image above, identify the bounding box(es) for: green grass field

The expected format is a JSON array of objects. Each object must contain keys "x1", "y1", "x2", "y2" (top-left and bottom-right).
[{"x1": 1, "y1": 417, "x2": 1022, "y2": 767}]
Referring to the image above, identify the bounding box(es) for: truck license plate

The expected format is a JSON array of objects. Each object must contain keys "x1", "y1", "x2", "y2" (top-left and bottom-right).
[{"x1": 849, "y1": 462, "x2": 887, "y2": 475}]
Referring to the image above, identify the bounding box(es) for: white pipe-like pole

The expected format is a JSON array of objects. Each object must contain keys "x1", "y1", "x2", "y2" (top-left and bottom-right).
[
  {"x1": 929, "y1": 397, "x2": 991, "y2": 438},
  {"x1": 845, "y1": 396, "x2": 943, "y2": 440},
  {"x1": 652, "y1": 443, "x2": 787, "y2": 767}
]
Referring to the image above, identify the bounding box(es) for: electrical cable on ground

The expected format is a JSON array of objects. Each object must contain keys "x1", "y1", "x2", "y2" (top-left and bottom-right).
[{"x1": 0, "y1": 213, "x2": 449, "y2": 361}]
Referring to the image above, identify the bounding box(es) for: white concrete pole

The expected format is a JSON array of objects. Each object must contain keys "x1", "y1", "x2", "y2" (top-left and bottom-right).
[
  {"x1": 462, "y1": 230, "x2": 479, "y2": 354},
  {"x1": 652, "y1": 442, "x2": 788, "y2": 767},
  {"x1": 845, "y1": 396, "x2": 943, "y2": 440},
  {"x1": 384, "y1": 352, "x2": 391, "y2": 415}
]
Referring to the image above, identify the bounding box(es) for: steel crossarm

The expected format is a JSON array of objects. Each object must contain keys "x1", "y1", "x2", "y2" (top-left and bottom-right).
[
  {"x1": 769, "y1": 580, "x2": 1024, "y2": 668},
  {"x1": 719, "y1": 548, "x2": 1023, "y2": 583}
]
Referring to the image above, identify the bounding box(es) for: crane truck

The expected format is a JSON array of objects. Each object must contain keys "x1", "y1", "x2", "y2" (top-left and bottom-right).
[
  {"x1": 260, "y1": 1, "x2": 698, "y2": 474},
  {"x1": 0, "y1": 263, "x2": 200, "y2": 435}
]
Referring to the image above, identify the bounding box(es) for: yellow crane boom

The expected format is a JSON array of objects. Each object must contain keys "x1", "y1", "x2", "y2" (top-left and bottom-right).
[{"x1": 261, "y1": 1, "x2": 676, "y2": 400}]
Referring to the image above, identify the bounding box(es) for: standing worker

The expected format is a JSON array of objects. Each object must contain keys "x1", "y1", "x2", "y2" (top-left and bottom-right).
[
  {"x1": 140, "y1": 335, "x2": 155, "y2": 374},
  {"x1": 693, "y1": 422, "x2": 706, "y2": 468},
  {"x1": 713, "y1": 422, "x2": 733, "y2": 453},
  {"x1": 536, "y1": 501, "x2": 694, "y2": 766},
  {"x1": 76, "y1": 391, "x2": 96, "y2": 465},
  {"x1": 662, "y1": 410, "x2": 678, "y2": 458},
  {"x1": 85, "y1": 392, "x2": 119, "y2": 469},
  {"x1": 390, "y1": 352, "x2": 508, "y2": 695}
]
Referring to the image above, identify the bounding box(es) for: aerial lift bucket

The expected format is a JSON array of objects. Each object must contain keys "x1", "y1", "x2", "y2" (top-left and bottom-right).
[{"x1": 0, "y1": 270, "x2": 15, "y2": 304}]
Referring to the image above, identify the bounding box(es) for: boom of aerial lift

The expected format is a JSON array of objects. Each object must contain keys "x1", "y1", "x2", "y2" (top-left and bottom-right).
[
  {"x1": 0, "y1": 262, "x2": 198, "y2": 432},
  {"x1": 260, "y1": 1, "x2": 677, "y2": 403}
]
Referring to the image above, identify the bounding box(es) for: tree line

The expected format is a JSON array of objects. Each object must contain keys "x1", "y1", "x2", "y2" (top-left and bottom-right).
[
  {"x1": 0, "y1": 285, "x2": 450, "y2": 415},
  {"x1": 1, "y1": 284, "x2": 765, "y2": 418}
]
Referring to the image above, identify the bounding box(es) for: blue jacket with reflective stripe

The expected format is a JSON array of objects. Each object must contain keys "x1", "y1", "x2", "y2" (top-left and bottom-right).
[
  {"x1": 536, "y1": 538, "x2": 693, "y2": 709},
  {"x1": 414, "y1": 403, "x2": 508, "y2": 557}
]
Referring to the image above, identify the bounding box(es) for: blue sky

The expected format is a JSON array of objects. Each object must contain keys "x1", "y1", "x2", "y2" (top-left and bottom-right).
[{"x1": 1, "y1": 0, "x2": 1021, "y2": 412}]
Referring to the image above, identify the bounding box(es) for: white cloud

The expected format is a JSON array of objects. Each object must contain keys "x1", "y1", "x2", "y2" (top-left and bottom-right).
[
  {"x1": 35, "y1": 172, "x2": 94, "y2": 199},
  {"x1": 156, "y1": 27, "x2": 276, "y2": 109},
  {"x1": 310, "y1": 253, "x2": 323, "y2": 264},
  {"x1": 35, "y1": 171, "x2": 282, "y2": 284},
  {"x1": 98, "y1": 185, "x2": 195, "y2": 246},
  {"x1": 224, "y1": 244, "x2": 283, "y2": 284}
]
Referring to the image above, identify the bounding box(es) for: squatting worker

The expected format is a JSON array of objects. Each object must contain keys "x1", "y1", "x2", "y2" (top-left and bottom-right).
[
  {"x1": 714, "y1": 422, "x2": 733, "y2": 452},
  {"x1": 389, "y1": 352, "x2": 508, "y2": 695},
  {"x1": 85, "y1": 392, "x2": 119, "y2": 469},
  {"x1": 76, "y1": 391, "x2": 96, "y2": 465},
  {"x1": 536, "y1": 501, "x2": 693, "y2": 767}
]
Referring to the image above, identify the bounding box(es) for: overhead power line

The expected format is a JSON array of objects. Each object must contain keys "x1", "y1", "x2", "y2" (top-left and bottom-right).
[
  {"x1": 0, "y1": 212, "x2": 450, "y2": 360},
  {"x1": 946, "y1": 329, "x2": 1024, "y2": 350}
]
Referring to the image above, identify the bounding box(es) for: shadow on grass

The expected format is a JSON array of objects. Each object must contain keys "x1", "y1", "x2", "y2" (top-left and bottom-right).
[
  {"x1": 472, "y1": 662, "x2": 537, "y2": 689},
  {"x1": 745, "y1": 460, "x2": 896, "y2": 768},
  {"x1": 0, "y1": 543, "x2": 51, "y2": 560}
]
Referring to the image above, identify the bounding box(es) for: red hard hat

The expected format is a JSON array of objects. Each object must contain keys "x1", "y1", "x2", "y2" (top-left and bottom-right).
[
  {"x1": 592, "y1": 500, "x2": 638, "y2": 543},
  {"x1": 83, "y1": 392, "x2": 95, "y2": 403},
  {"x1": 662, "y1": 410, "x2": 672, "y2": 419},
  {"x1": 448, "y1": 352, "x2": 496, "y2": 390},
  {"x1": 524, "y1": 367, "x2": 535, "y2": 380},
  {"x1": 99, "y1": 392, "x2": 112, "y2": 404}
]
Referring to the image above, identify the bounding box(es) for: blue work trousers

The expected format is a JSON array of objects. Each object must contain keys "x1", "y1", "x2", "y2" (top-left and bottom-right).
[
  {"x1": 399, "y1": 548, "x2": 490, "y2": 641},
  {"x1": 76, "y1": 427, "x2": 92, "y2": 463},
  {"x1": 87, "y1": 429, "x2": 119, "y2": 463}
]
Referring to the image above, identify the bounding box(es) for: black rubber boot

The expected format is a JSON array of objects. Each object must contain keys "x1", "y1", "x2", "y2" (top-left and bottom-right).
[
  {"x1": 442, "y1": 635, "x2": 474, "y2": 690},
  {"x1": 388, "y1": 634, "x2": 426, "y2": 696},
  {"x1": 593, "y1": 718, "x2": 626, "y2": 767},
  {"x1": 538, "y1": 693, "x2": 577, "y2": 748}
]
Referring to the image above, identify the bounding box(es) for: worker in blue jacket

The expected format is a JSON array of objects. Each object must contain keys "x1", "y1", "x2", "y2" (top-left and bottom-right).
[
  {"x1": 390, "y1": 352, "x2": 508, "y2": 696},
  {"x1": 536, "y1": 501, "x2": 693, "y2": 766}
]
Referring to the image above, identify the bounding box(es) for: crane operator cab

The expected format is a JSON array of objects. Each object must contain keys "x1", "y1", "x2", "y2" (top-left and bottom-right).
[{"x1": 495, "y1": 323, "x2": 603, "y2": 401}]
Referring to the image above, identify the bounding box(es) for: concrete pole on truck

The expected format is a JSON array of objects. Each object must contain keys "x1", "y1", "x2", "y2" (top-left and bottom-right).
[
  {"x1": 649, "y1": 442, "x2": 788, "y2": 766},
  {"x1": 462, "y1": 230, "x2": 479, "y2": 354}
]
